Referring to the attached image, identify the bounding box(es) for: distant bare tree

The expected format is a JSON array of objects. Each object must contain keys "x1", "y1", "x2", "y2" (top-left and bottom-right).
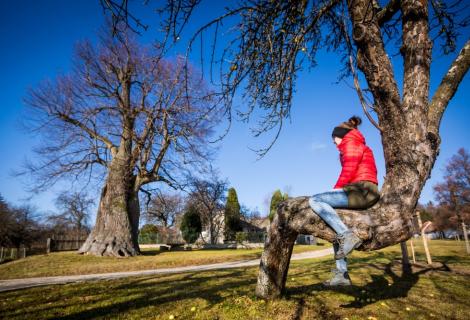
[
  {"x1": 0, "y1": 200, "x2": 42, "y2": 249},
  {"x1": 145, "y1": 191, "x2": 183, "y2": 228},
  {"x1": 0, "y1": 194, "x2": 12, "y2": 246},
  {"x1": 434, "y1": 148, "x2": 470, "y2": 251},
  {"x1": 188, "y1": 172, "x2": 228, "y2": 244},
  {"x1": 241, "y1": 205, "x2": 262, "y2": 223},
  {"x1": 433, "y1": 206, "x2": 466, "y2": 232},
  {"x1": 22, "y1": 26, "x2": 219, "y2": 256},
  {"x1": 48, "y1": 191, "x2": 93, "y2": 237},
  {"x1": 434, "y1": 148, "x2": 470, "y2": 212}
]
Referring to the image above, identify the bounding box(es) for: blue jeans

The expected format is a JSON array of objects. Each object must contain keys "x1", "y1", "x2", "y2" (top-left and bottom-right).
[{"x1": 309, "y1": 189, "x2": 349, "y2": 272}]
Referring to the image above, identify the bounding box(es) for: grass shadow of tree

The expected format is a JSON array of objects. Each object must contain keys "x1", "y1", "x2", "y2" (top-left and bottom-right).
[
  {"x1": 139, "y1": 249, "x2": 163, "y2": 256},
  {"x1": 288, "y1": 260, "x2": 451, "y2": 308},
  {"x1": 43, "y1": 269, "x2": 257, "y2": 320}
]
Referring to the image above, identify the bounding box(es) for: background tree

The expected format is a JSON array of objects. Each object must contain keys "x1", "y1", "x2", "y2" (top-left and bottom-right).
[
  {"x1": 433, "y1": 206, "x2": 464, "y2": 234},
  {"x1": 415, "y1": 201, "x2": 467, "y2": 238},
  {"x1": 0, "y1": 201, "x2": 42, "y2": 249},
  {"x1": 268, "y1": 190, "x2": 288, "y2": 222},
  {"x1": 0, "y1": 194, "x2": 13, "y2": 247},
  {"x1": 241, "y1": 205, "x2": 262, "y2": 223},
  {"x1": 180, "y1": 205, "x2": 202, "y2": 244},
  {"x1": 47, "y1": 191, "x2": 93, "y2": 238},
  {"x1": 416, "y1": 202, "x2": 434, "y2": 223},
  {"x1": 144, "y1": 191, "x2": 183, "y2": 229},
  {"x1": 22, "y1": 25, "x2": 218, "y2": 257},
  {"x1": 188, "y1": 172, "x2": 228, "y2": 244},
  {"x1": 434, "y1": 148, "x2": 470, "y2": 213},
  {"x1": 433, "y1": 148, "x2": 470, "y2": 252},
  {"x1": 138, "y1": 224, "x2": 159, "y2": 244},
  {"x1": 224, "y1": 187, "x2": 242, "y2": 241}
]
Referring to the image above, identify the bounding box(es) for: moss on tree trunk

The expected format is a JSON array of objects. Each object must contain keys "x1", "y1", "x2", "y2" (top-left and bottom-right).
[{"x1": 79, "y1": 159, "x2": 140, "y2": 257}]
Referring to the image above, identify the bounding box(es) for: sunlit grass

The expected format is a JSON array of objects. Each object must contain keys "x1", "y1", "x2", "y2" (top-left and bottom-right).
[
  {"x1": 0, "y1": 240, "x2": 468, "y2": 319},
  {"x1": 0, "y1": 242, "x2": 330, "y2": 280}
]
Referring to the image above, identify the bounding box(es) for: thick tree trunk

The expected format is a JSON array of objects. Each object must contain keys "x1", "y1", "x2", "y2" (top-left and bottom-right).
[
  {"x1": 400, "y1": 242, "x2": 411, "y2": 274},
  {"x1": 79, "y1": 158, "x2": 140, "y2": 257},
  {"x1": 257, "y1": 124, "x2": 438, "y2": 297},
  {"x1": 255, "y1": 211, "x2": 298, "y2": 299},
  {"x1": 255, "y1": 0, "x2": 444, "y2": 299},
  {"x1": 256, "y1": 185, "x2": 426, "y2": 298},
  {"x1": 254, "y1": 0, "x2": 470, "y2": 299}
]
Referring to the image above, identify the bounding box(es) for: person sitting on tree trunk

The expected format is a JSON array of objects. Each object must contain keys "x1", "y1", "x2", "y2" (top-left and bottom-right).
[{"x1": 309, "y1": 116, "x2": 380, "y2": 286}]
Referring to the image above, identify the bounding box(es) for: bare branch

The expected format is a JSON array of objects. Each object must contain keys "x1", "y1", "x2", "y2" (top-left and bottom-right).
[
  {"x1": 57, "y1": 112, "x2": 118, "y2": 157},
  {"x1": 100, "y1": 0, "x2": 148, "y2": 35},
  {"x1": 347, "y1": 55, "x2": 383, "y2": 132},
  {"x1": 429, "y1": 0, "x2": 470, "y2": 55},
  {"x1": 428, "y1": 40, "x2": 470, "y2": 135},
  {"x1": 23, "y1": 25, "x2": 218, "y2": 195},
  {"x1": 377, "y1": 0, "x2": 401, "y2": 26},
  {"x1": 335, "y1": 11, "x2": 382, "y2": 131}
]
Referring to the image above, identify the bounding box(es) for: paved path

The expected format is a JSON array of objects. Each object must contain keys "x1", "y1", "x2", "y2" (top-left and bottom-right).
[{"x1": 0, "y1": 248, "x2": 333, "y2": 293}]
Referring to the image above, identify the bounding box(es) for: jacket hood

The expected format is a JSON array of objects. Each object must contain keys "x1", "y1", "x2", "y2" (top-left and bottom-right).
[{"x1": 338, "y1": 129, "x2": 365, "y2": 146}]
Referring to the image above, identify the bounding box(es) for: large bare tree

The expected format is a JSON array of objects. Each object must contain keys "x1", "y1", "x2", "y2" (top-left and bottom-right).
[
  {"x1": 104, "y1": 0, "x2": 469, "y2": 295},
  {"x1": 23, "y1": 27, "x2": 219, "y2": 257}
]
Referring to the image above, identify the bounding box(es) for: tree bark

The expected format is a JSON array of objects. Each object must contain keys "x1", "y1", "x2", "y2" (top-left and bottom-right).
[
  {"x1": 79, "y1": 157, "x2": 140, "y2": 257},
  {"x1": 400, "y1": 241, "x2": 411, "y2": 274},
  {"x1": 256, "y1": 0, "x2": 461, "y2": 299},
  {"x1": 255, "y1": 213, "x2": 297, "y2": 299}
]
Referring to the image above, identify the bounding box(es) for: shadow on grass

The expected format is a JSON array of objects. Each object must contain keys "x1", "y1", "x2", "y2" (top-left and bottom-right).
[
  {"x1": 288, "y1": 259, "x2": 451, "y2": 308},
  {"x1": 31, "y1": 269, "x2": 256, "y2": 320},
  {"x1": 139, "y1": 249, "x2": 163, "y2": 256},
  {"x1": 435, "y1": 255, "x2": 470, "y2": 265},
  {"x1": 4, "y1": 250, "x2": 462, "y2": 319}
]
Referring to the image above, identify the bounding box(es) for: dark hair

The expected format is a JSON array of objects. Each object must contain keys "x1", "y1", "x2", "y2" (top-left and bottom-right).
[
  {"x1": 332, "y1": 116, "x2": 362, "y2": 138},
  {"x1": 345, "y1": 116, "x2": 362, "y2": 129}
]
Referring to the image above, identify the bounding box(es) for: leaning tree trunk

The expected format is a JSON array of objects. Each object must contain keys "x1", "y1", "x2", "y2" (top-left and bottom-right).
[
  {"x1": 256, "y1": 0, "x2": 441, "y2": 299},
  {"x1": 79, "y1": 157, "x2": 140, "y2": 257},
  {"x1": 255, "y1": 162, "x2": 436, "y2": 298}
]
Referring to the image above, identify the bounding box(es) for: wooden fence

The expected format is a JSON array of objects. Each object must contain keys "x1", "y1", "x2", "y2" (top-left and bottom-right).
[
  {"x1": 0, "y1": 235, "x2": 89, "y2": 263},
  {"x1": 0, "y1": 247, "x2": 27, "y2": 263},
  {"x1": 46, "y1": 236, "x2": 88, "y2": 253}
]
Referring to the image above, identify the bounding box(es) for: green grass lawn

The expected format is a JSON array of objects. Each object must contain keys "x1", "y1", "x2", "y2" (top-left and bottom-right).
[
  {"x1": 0, "y1": 240, "x2": 469, "y2": 319},
  {"x1": 0, "y1": 242, "x2": 330, "y2": 280}
]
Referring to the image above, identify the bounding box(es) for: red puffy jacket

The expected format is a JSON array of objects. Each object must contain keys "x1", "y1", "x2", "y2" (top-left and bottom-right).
[{"x1": 334, "y1": 129, "x2": 378, "y2": 189}]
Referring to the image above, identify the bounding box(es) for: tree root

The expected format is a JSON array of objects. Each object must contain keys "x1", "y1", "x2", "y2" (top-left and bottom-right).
[{"x1": 78, "y1": 234, "x2": 139, "y2": 257}]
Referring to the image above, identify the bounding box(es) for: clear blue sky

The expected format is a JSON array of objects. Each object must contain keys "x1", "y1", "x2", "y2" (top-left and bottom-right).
[{"x1": 0, "y1": 1, "x2": 469, "y2": 219}]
